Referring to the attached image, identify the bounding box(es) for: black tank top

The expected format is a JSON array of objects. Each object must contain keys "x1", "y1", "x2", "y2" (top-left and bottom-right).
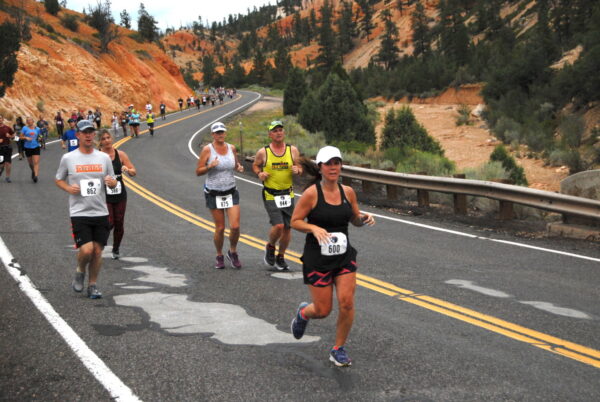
[
  {"x1": 106, "y1": 150, "x2": 127, "y2": 203},
  {"x1": 301, "y1": 183, "x2": 357, "y2": 272}
]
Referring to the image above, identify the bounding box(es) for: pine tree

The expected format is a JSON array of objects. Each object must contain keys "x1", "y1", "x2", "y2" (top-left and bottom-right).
[
  {"x1": 438, "y1": 0, "x2": 470, "y2": 65},
  {"x1": 356, "y1": 0, "x2": 375, "y2": 39},
  {"x1": 0, "y1": 21, "x2": 21, "y2": 98},
  {"x1": 317, "y1": 0, "x2": 337, "y2": 71},
  {"x1": 138, "y1": 3, "x2": 158, "y2": 42},
  {"x1": 201, "y1": 55, "x2": 217, "y2": 87},
  {"x1": 44, "y1": 0, "x2": 60, "y2": 16},
  {"x1": 283, "y1": 68, "x2": 307, "y2": 115},
  {"x1": 411, "y1": 1, "x2": 430, "y2": 57},
  {"x1": 120, "y1": 9, "x2": 131, "y2": 29},
  {"x1": 274, "y1": 44, "x2": 292, "y2": 84},
  {"x1": 337, "y1": 1, "x2": 356, "y2": 56},
  {"x1": 87, "y1": 1, "x2": 119, "y2": 53},
  {"x1": 376, "y1": 9, "x2": 400, "y2": 70}
]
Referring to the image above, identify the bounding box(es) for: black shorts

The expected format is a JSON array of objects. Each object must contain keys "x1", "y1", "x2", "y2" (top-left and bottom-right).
[
  {"x1": 303, "y1": 260, "x2": 357, "y2": 287},
  {"x1": 204, "y1": 189, "x2": 240, "y2": 209},
  {"x1": 71, "y1": 216, "x2": 110, "y2": 248},
  {"x1": 129, "y1": 123, "x2": 140, "y2": 127},
  {"x1": 24, "y1": 147, "x2": 40, "y2": 157},
  {"x1": 0, "y1": 146, "x2": 12, "y2": 164}
]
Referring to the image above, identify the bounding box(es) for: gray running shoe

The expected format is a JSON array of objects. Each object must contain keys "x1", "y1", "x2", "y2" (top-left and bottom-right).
[
  {"x1": 291, "y1": 302, "x2": 309, "y2": 339},
  {"x1": 72, "y1": 272, "x2": 85, "y2": 292},
  {"x1": 87, "y1": 285, "x2": 102, "y2": 299},
  {"x1": 226, "y1": 250, "x2": 242, "y2": 269},
  {"x1": 5, "y1": 177, "x2": 11, "y2": 183}
]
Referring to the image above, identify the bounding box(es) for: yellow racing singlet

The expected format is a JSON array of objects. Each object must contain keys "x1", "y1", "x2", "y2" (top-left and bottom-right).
[{"x1": 263, "y1": 145, "x2": 295, "y2": 201}]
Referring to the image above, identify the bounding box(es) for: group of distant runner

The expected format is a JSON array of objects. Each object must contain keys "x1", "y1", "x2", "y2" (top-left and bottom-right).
[
  {"x1": 178, "y1": 88, "x2": 235, "y2": 112},
  {"x1": 2, "y1": 91, "x2": 374, "y2": 367}
]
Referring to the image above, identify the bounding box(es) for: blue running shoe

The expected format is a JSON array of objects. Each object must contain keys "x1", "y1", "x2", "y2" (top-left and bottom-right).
[
  {"x1": 329, "y1": 346, "x2": 352, "y2": 367},
  {"x1": 290, "y1": 302, "x2": 309, "y2": 339}
]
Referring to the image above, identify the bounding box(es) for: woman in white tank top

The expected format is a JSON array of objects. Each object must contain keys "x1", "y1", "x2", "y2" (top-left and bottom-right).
[{"x1": 196, "y1": 122, "x2": 244, "y2": 269}]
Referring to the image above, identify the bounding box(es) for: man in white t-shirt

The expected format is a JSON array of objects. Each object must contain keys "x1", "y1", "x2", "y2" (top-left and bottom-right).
[
  {"x1": 145, "y1": 102, "x2": 152, "y2": 113},
  {"x1": 55, "y1": 120, "x2": 117, "y2": 299}
]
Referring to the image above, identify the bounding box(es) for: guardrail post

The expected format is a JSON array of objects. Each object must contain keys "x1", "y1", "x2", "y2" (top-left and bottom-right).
[
  {"x1": 341, "y1": 176, "x2": 352, "y2": 186},
  {"x1": 359, "y1": 164, "x2": 372, "y2": 193},
  {"x1": 416, "y1": 172, "x2": 429, "y2": 207},
  {"x1": 498, "y1": 201, "x2": 514, "y2": 220},
  {"x1": 453, "y1": 174, "x2": 467, "y2": 215},
  {"x1": 385, "y1": 168, "x2": 398, "y2": 200}
]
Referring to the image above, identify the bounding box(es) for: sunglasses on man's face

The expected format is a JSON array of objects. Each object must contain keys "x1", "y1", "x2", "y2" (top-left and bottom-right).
[{"x1": 213, "y1": 130, "x2": 225, "y2": 134}]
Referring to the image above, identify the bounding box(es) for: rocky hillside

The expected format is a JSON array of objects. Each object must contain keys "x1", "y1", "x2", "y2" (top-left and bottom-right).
[{"x1": 0, "y1": 0, "x2": 191, "y2": 122}]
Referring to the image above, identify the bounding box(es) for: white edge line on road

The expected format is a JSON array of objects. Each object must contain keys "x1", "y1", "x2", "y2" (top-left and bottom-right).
[
  {"x1": 186, "y1": 94, "x2": 599, "y2": 264},
  {"x1": 0, "y1": 236, "x2": 142, "y2": 402}
]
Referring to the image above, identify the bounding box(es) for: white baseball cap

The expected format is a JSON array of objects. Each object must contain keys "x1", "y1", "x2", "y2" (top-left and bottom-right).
[
  {"x1": 76, "y1": 120, "x2": 95, "y2": 132},
  {"x1": 211, "y1": 122, "x2": 227, "y2": 132},
  {"x1": 316, "y1": 146, "x2": 342, "y2": 164}
]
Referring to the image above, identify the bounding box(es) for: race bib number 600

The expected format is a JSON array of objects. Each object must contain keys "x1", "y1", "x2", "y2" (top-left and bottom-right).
[
  {"x1": 80, "y1": 179, "x2": 101, "y2": 197},
  {"x1": 217, "y1": 194, "x2": 233, "y2": 209},
  {"x1": 274, "y1": 195, "x2": 291, "y2": 209},
  {"x1": 320, "y1": 232, "x2": 348, "y2": 256}
]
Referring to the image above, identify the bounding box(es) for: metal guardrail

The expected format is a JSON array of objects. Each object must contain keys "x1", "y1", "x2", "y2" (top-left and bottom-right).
[{"x1": 341, "y1": 165, "x2": 600, "y2": 221}]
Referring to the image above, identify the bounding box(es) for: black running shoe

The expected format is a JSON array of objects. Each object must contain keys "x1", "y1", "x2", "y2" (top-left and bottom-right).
[
  {"x1": 264, "y1": 244, "x2": 275, "y2": 267},
  {"x1": 275, "y1": 254, "x2": 289, "y2": 271}
]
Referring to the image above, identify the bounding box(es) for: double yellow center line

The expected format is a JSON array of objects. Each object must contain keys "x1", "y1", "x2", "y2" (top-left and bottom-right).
[{"x1": 115, "y1": 99, "x2": 600, "y2": 369}]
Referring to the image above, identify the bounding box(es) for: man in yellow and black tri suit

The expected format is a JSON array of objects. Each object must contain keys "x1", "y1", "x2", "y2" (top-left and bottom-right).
[{"x1": 253, "y1": 120, "x2": 302, "y2": 271}]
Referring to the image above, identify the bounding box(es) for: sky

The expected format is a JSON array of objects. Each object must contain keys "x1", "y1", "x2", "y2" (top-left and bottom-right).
[{"x1": 66, "y1": 1, "x2": 276, "y2": 31}]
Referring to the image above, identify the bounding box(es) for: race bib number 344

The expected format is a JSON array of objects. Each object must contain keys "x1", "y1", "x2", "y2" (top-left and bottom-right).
[
  {"x1": 320, "y1": 232, "x2": 348, "y2": 256},
  {"x1": 80, "y1": 179, "x2": 101, "y2": 197}
]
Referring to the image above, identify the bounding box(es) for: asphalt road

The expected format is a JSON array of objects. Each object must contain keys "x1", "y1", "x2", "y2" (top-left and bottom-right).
[{"x1": 1, "y1": 91, "x2": 599, "y2": 401}]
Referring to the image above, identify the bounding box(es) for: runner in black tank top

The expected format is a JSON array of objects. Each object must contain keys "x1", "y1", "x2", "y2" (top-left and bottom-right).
[
  {"x1": 99, "y1": 130, "x2": 137, "y2": 259},
  {"x1": 289, "y1": 146, "x2": 375, "y2": 367}
]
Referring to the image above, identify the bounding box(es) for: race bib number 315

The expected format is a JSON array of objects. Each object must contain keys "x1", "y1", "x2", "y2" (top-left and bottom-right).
[
  {"x1": 80, "y1": 179, "x2": 101, "y2": 197},
  {"x1": 320, "y1": 232, "x2": 348, "y2": 256}
]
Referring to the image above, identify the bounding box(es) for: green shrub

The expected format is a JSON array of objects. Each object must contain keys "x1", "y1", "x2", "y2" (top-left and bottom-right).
[
  {"x1": 383, "y1": 146, "x2": 409, "y2": 165},
  {"x1": 334, "y1": 140, "x2": 369, "y2": 154},
  {"x1": 489, "y1": 145, "x2": 528, "y2": 185},
  {"x1": 463, "y1": 161, "x2": 508, "y2": 181},
  {"x1": 128, "y1": 32, "x2": 145, "y2": 43},
  {"x1": 382, "y1": 107, "x2": 443, "y2": 155},
  {"x1": 492, "y1": 116, "x2": 521, "y2": 143},
  {"x1": 396, "y1": 150, "x2": 456, "y2": 176},
  {"x1": 455, "y1": 104, "x2": 472, "y2": 126},
  {"x1": 61, "y1": 14, "x2": 79, "y2": 32},
  {"x1": 558, "y1": 115, "x2": 585, "y2": 148},
  {"x1": 135, "y1": 49, "x2": 152, "y2": 60}
]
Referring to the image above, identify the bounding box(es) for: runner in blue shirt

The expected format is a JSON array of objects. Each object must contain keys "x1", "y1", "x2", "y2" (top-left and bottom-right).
[
  {"x1": 20, "y1": 117, "x2": 42, "y2": 182},
  {"x1": 62, "y1": 119, "x2": 79, "y2": 152}
]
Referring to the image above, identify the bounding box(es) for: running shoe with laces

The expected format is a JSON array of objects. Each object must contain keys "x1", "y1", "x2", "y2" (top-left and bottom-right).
[
  {"x1": 87, "y1": 284, "x2": 102, "y2": 299},
  {"x1": 264, "y1": 244, "x2": 276, "y2": 267},
  {"x1": 226, "y1": 250, "x2": 242, "y2": 269},
  {"x1": 290, "y1": 301, "x2": 309, "y2": 339},
  {"x1": 5, "y1": 177, "x2": 11, "y2": 183},
  {"x1": 112, "y1": 250, "x2": 120, "y2": 260},
  {"x1": 215, "y1": 255, "x2": 225, "y2": 269},
  {"x1": 275, "y1": 254, "x2": 289, "y2": 271},
  {"x1": 72, "y1": 271, "x2": 85, "y2": 292},
  {"x1": 329, "y1": 346, "x2": 352, "y2": 367}
]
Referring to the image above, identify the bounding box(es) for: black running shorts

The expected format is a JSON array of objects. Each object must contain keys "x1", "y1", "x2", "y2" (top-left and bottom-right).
[
  {"x1": 0, "y1": 146, "x2": 12, "y2": 163},
  {"x1": 303, "y1": 260, "x2": 357, "y2": 287},
  {"x1": 24, "y1": 147, "x2": 40, "y2": 157},
  {"x1": 71, "y1": 216, "x2": 110, "y2": 248}
]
